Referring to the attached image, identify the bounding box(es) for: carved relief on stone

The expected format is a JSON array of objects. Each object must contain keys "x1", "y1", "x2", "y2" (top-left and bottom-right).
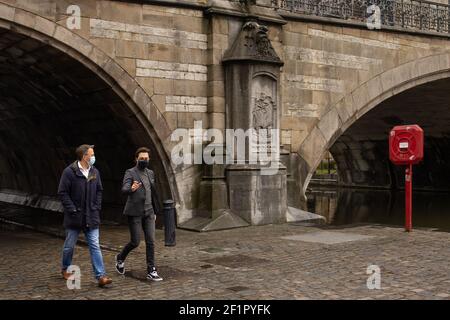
[
  {"x1": 241, "y1": 21, "x2": 281, "y2": 62},
  {"x1": 252, "y1": 92, "x2": 274, "y2": 131},
  {"x1": 255, "y1": 25, "x2": 272, "y2": 58},
  {"x1": 222, "y1": 17, "x2": 283, "y2": 66},
  {"x1": 251, "y1": 74, "x2": 277, "y2": 133},
  {"x1": 251, "y1": 90, "x2": 277, "y2": 157}
]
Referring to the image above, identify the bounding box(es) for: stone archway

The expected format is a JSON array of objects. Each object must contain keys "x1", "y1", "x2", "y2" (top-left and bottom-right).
[
  {"x1": 0, "y1": 3, "x2": 180, "y2": 218},
  {"x1": 297, "y1": 53, "x2": 450, "y2": 198}
]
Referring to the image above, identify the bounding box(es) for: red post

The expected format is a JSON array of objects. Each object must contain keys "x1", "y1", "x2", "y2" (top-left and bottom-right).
[
  {"x1": 390, "y1": 125, "x2": 423, "y2": 232},
  {"x1": 405, "y1": 163, "x2": 413, "y2": 232}
]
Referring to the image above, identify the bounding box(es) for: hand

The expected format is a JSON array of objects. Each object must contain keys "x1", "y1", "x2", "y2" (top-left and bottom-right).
[{"x1": 131, "y1": 181, "x2": 142, "y2": 192}]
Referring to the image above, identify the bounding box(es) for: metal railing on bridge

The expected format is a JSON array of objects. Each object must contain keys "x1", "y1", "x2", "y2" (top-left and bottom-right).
[{"x1": 271, "y1": 0, "x2": 450, "y2": 34}]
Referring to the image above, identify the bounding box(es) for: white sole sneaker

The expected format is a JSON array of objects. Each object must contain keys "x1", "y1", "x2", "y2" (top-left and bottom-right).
[
  {"x1": 147, "y1": 274, "x2": 163, "y2": 281},
  {"x1": 115, "y1": 255, "x2": 125, "y2": 275}
]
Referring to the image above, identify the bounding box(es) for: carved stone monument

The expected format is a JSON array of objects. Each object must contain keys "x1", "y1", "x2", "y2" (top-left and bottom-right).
[{"x1": 223, "y1": 20, "x2": 287, "y2": 225}]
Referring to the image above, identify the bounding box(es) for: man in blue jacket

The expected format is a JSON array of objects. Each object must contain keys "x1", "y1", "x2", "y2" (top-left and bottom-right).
[{"x1": 58, "y1": 144, "x2": 112, "y2": 287}]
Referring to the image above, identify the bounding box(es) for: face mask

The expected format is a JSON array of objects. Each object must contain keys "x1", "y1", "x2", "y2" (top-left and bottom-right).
[
  {"x1": 88, "y1": 155, "x2": 96, "y2": 167},
  {"x1": 137, "y1": 160, "x2": 148, "y2": 170}
]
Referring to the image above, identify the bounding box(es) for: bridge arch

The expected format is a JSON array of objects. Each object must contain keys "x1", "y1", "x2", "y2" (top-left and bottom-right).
[
  {"x1": 298, "y1": 52, "x2": 450, "y2": 198},
  {"x1": 0, "y1": 3, "x2": 180, "y2": 218}
]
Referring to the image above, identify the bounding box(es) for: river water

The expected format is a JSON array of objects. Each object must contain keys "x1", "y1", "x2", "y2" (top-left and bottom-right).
[{"x1": 306, "y1": 185, "x2": 450, "y2": 231}]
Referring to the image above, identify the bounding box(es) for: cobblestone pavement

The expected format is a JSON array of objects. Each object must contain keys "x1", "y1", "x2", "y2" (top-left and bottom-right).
[{"x1": 1, "y1": 219, "x2": 450, "y2": 300}]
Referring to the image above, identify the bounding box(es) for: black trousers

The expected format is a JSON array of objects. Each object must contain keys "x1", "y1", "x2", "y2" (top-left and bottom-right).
[{"x1": 117, "y1": 214, "x2": 156, "y2": 272}]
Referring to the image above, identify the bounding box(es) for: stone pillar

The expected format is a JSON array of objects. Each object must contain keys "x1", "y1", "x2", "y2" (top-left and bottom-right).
[{"x1": 223, "y1": 20, "x2": 287, "y2": 225}]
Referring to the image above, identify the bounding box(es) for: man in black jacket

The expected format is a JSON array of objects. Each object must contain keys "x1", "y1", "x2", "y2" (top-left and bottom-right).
[
  {"x1": 58, "y1": 144, "x2": 112, "y2": 287},
  {"x1": 115, "y1": 147, "x2": 163, "y2": 281}
]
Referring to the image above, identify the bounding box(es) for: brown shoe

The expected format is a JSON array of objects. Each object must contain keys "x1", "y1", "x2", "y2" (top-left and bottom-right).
[
  {"x1": 61, "y1": 269, "x2": 72, "y2": 280},
  {"x1": 98, "y1": 276, "x2": 112, "y2": 287}
]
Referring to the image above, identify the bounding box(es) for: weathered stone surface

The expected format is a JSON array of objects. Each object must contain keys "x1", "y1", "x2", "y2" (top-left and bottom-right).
[
  {"x1": 136, "y1": 60, "x2": 207, "y2": 81},
  {"x1": 0, "y1": 3, "x2": 15, "y2": 21},
  {"x1": 165, "y1": 95, "x2": 207, "y2": 113},
  {"x1": 54, "y1": 25, "x2": 93, "y2": 57},
  {"x1": 284, "y1": 74, "x2": 344, "y2": 93},
  {"x1": 299, "y1": 126, "x2": 327, "y2": 168},
  {"x1": 309, "y1": 28, "x2": 400, "y2": 49},
  {"x1": 34, "y1": 15, "x2": 56, "y2": 36},
  {"x1": 96, "y1": 0, "x2": 143, "y2": 24},
  {"x1": 227, "y1": 166, "x2": 287, "y2": 225},
  {"x1": 281, "y1": 231, "x2": 374, "y2": 244},
  {"x1": 284, "y1": 46, "x2": 382, "y2": 70},
  {"x1": 13, "y1": 9, "x2": 36, "y2": 29},
  {"x1": 115, "y1": 40, "x2": 147, "y2": 59},
  {"x1": 90, "y1": 18, "x2": 207, "y2": 50},
  {"x1": 318, "y1": 108, "x2": 341, "y2": 142}
]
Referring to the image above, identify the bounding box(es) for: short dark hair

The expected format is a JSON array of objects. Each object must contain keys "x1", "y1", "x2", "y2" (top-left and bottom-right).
[
  {"x1": 76, "y1": 144, "x2": 94, "y2": 160},
  {"x1": 135, "y1": 147, "x2": 150, "y2": 159}
]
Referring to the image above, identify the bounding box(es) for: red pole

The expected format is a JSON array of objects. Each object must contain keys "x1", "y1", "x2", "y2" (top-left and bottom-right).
[{"x1": 405, "y1": 163, "x2": 413, "y2": 232}]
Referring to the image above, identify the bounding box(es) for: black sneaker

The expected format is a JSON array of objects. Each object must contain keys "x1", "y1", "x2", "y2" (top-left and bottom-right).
[
  {"x1": 115, "y1": 254, "x2": 125, "y2": 275},
  {"x1": 147, "y1": 267, "x2": 163, "y2": 281}
]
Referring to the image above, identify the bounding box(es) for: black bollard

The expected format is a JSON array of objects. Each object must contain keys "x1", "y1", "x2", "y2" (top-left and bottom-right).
[{"x1": 163, "y1": 199, "x2": 176, "y2": 246}]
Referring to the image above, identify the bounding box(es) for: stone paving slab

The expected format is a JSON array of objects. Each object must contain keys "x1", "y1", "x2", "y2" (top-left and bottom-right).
[{"x1": 280, "y1": 231, "x2": 375, "y2": 244}]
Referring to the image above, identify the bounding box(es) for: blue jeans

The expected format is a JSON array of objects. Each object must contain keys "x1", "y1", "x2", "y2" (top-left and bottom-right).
[{"x1": 61, "y1": 228, "x2": 106, "y2": 279}]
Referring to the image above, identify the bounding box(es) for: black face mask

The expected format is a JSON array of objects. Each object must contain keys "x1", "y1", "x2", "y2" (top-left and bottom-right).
[{"x1": 137, "y1": 160, "x2": 149, "y2": 170}]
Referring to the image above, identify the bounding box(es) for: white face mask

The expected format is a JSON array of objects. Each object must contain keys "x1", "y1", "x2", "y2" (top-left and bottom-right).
[{"x1": 88, "y1": 155, "x2": 96, "y2": 166}]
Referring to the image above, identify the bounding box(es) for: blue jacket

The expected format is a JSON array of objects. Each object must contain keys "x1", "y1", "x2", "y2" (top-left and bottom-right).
[{"x1": 57, "y1": 161, "x2": 103, "y2": 229}]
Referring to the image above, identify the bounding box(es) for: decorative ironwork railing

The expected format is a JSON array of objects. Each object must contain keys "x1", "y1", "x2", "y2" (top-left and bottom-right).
[{"x1": 271, "y1": 0, "x2": 450, "y2": 34}]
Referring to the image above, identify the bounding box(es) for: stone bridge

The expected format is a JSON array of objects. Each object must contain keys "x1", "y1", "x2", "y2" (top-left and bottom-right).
[{"x1": 1, "y1": 0, "x2": 450, "y2": 230}]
